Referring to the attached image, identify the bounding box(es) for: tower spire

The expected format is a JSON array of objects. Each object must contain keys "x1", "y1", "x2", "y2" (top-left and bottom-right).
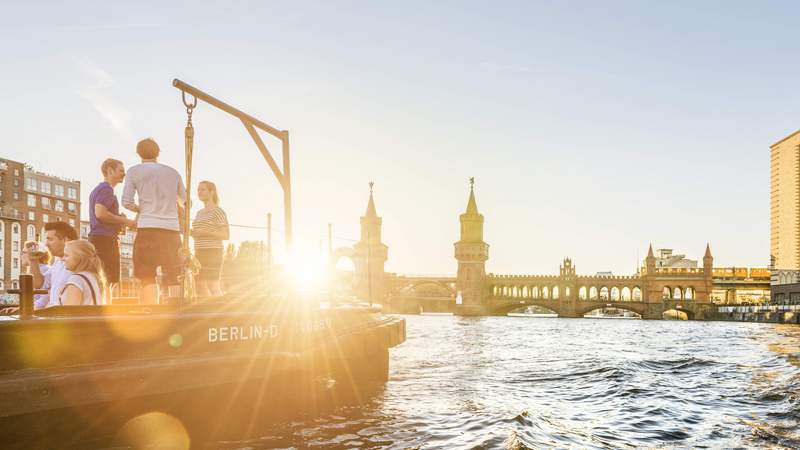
[
  {"x1": 647, "y1": 243, "x2": 654, "y2": 258},
  {"x1": 365, "y1": 181, "x2": 377, "y2": 217},
  {"x1": 465, "y1": 177, "x2": 479, "y2": 215},
  {"x1": 704, "y1": 243, "x2": 712, "y2": 259}
]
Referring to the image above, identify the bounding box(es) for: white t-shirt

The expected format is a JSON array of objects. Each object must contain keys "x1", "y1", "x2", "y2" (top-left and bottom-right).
[
  {"x1": 59, "y1": 272, "x2": 102, "y2": 306},
  {"x1": 43, "y1": 258, "x2": 72, "y2": 308},
  {"x1": 121, "y1": 161, "x2": 186, "y2": 231}
]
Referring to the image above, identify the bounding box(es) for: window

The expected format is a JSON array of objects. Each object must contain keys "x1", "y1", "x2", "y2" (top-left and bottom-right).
[
  {"x1": 42, "y1": 213, "x2": 49, "y2": 223},
  {"x1": 12, "y1": 258, "x2": 18, "y2": 269},
  {"x1": 0, "y1": 256, "x2": 3, "y2": 267},
  {"x1": 11, "y1": 280, "x2": 18, "y2": 289},
  {"x1": 55, "y1": 184, "x2": 65, "y2": 197},
  {"x1": 27, "y1": 194, "x2": 36, "y2": 207},
  {"x1": 68, "y1": 218, "x2": 75, "y2": 227},
  {"x1": 68, "y1": 202, "x2": 77, "y2": 213},
  {"x1": 40, "y1": 181, "x2": 51, "y2": 194},
  {"x1": 12, "y1": 241, "x2": 18, "y2": 252},
  {"x1": 25, "y1": 178, "x2": 36, "y2": 191},
  {"x1": 14, "y1": 169, "x2": 19, "y2": 176},
  {"x1": 27, "y1": 224, "x2": 35, "y2": 241},
  {"x1": 12, "y1": 192, "x2": 18, "y2": 200},
  {"x1": 12, "y1": 224, "x2": 19, "y2": 234},
  {"x1": 41, "y1": 197, "x2": 51, "y2": 210},
  {"x1": 55, "y1": 216, "x2": 62, "y2": 221},
  {"x1": 68, "y1": 187, "x2": 77, "y2": 199},
  {"x1": 13, "y1": 178, "x2": 19, "y2": 187},
  {"x1": 55, "y1": 200, "x2": 64, "y2": 212},
  {"x1": 28, "y1": 211, "x2": 34, "y2": 221}
]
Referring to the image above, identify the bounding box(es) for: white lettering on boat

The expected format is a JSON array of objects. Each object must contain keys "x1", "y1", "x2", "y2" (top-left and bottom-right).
[
  {"x1": 208, "y1": 325, "x2": 279, "y2": 343},
  {"x1": 299, "y1": 318, "x2": 332, "y2": 334}
]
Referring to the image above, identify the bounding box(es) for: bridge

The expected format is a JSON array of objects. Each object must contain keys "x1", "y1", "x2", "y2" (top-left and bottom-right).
[{"x1": 339, "y1": 181, "x2": 768, "y2": 320}]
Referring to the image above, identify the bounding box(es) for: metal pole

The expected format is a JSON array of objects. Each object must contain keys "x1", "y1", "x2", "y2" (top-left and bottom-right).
[
  {"x1": 281, "y1": 131, "x2": 292, "y2": 252},
  {"x1": 267, "y1": 212, "x2": 272, "y2": 268},
  {"x1": 327, "y1": 223, "x2": 332, "y2": 256}
]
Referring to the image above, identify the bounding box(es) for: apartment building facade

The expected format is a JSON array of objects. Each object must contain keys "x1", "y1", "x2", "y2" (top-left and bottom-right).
[{"x1": 0, "y1": 157, "x2": 80, "y2": 290}]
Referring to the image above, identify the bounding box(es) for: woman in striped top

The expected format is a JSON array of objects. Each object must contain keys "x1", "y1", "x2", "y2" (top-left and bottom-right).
[{"x1": 191, "y1": 181, "x2": 229, "y2": 296}]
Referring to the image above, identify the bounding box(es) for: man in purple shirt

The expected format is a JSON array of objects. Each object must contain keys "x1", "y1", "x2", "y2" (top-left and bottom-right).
[{"x1": 89, "y1": 158, "x2": 136, "y2": 298}]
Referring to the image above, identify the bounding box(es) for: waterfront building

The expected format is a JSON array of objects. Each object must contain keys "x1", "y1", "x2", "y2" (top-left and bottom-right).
[
  {"x1": 770, "y1": 129, "x2": 800, "y2": 271},
  {"x1": 0, "y1": 158, "x2": 80, "y2": 290},
  {"x1": 654, "y1": 248, "x2": 697, "y2": 268}
]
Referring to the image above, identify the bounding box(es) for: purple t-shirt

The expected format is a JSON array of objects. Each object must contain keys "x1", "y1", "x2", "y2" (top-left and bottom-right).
[{"x1": 89, "y1": 181, "x2": 120, "y2": 237}]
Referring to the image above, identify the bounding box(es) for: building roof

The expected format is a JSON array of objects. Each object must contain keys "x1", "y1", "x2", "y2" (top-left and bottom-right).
[{"x1": 771, "y1": 129, "x2": 800, "y2": 148}]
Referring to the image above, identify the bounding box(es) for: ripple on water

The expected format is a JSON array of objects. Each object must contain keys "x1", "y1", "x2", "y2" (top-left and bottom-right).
[{"x1": 211, "y1": 316, "x2": 800, "y2": 449}]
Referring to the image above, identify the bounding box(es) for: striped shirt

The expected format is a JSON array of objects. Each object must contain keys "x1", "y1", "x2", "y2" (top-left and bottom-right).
[{"x1": 192, "y1": 206, "x2": 229, "y2": 249}]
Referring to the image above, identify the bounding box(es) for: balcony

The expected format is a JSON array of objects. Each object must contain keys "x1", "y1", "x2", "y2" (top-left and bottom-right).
[{"x1": 0, "y1": 207, "x2": 23, "y2": 220}]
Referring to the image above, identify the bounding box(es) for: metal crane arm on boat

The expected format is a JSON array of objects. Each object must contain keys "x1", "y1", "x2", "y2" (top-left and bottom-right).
[{"x1": 171, "y1": 78, "x2": 293, "y2": 250}]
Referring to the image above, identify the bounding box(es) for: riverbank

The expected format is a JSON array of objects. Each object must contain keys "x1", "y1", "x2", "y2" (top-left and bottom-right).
[{"x1": 709, "y1": 304, "x2": 800, "y2": 324}]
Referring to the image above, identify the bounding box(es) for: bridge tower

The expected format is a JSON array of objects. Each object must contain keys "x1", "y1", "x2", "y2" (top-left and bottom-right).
[
  {"x1": 454, "y1": 178, "x2": 489, "y2": 315},
  {"x1": 700, "y1": 243, "x2": 713, "y2": 302},
  {"x1": 643, "y1": 244, "x2": 658, "y2": 303},
  {"x1": 353, "y1": 182, "x2": 388, "y2": 304}
]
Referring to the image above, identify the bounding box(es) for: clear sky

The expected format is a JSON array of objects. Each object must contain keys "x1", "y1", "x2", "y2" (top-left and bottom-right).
[{"x1": 1, "y1": 1, "x2": 799, "y2": 276}]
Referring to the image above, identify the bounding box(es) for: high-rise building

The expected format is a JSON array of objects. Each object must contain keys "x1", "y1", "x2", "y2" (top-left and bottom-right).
[
  {"x1": 0, "y1": 158, "x2": 81, "y2": 290},
  {"x1": 770, "y1": 130, "x2": 800, "y2": 271}
]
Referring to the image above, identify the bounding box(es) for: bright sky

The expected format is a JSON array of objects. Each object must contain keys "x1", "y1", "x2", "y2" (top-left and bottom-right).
[{"x1": 2, "y1": 1, "x2": 799, "y2": 276}]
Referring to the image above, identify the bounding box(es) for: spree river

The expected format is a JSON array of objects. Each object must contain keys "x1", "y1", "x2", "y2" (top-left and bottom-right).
[{"x1": 219, "y1": 315, "x2": 800, "y2": 449}]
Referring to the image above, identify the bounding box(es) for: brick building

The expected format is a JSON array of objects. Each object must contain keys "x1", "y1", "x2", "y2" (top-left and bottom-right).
[{"x1": 0, "y1": 157, "x2": 80, "y2": 290}]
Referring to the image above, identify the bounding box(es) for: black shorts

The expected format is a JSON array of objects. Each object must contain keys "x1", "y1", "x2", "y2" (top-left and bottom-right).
[
  {"x1": 195, "y1": 247, "x2": 223, "y2": 281},
  {"x1": 133, "y1": 228, "x2": 181, "y2": 285},
  {"x1": 89, "y1": 234, "x2": 120, "y2": 284}
]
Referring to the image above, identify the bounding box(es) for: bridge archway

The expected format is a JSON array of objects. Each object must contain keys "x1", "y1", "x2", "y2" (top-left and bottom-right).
[
  {"x1": 611, "y1": 287, "x2": 620, "y2": 301},
  {"x1": 578, "y1": 286, "x2": 587, "y2": 300},
  {"x1": 672, "y1": 287, "x2": 683, "y2": 300},
  {"x1": 331, "y1": 247, "x2": 356, "y2": 271},
  {"x1": 577, "y1": 303, "x2": 645, "y2": 318},
  {"x1": 552, "y1": 286, "x2": 559, "y2": 300},
  {"x1": 684, "y1": 287, "x2": 694, "y2": 300},
  {"x1": 492, "y1": 300, "x2": 560, "y2": 316},
  {"x1": 599, "y1": 287, "x2": 609, "y2": 301},
  {"x1": 589, "y1": 287, "x2": 598, "y2": 300},
  {"x1": 662, "y1": 286, "x2": 671, "y2": 299},
  {"x1": 621, "y1": 287, "x2": 631, "y2": 301},
  {"x1": 632, "y1": 286, "x2": 642, "y2": 301},
  {"x1": 663, "y1": 308, "x2": 693, "y2": 320},
  {"x1": 542, "y1": 286, "x2": 550, "y2": 299}
]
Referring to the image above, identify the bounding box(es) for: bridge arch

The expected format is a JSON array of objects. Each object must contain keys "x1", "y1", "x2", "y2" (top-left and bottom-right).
[
  {"x1": 577, "y1": 302, "x2": 646, "y2": 318},
  {"x1": 589, "y1": 286, "x2": 598, "y2": 300},
  {"x1": 662, "y1": 286, "x2": 671, "y2": 299},
  {"x1": 632, "y1": 286, "x2": 642, "y2": 301},
  {"x1": 492, "y1": 300, "x2": 561, "y2": 316},
  {"x1": 599, "y1": 287, "x2": 609, "y2": 301},
  {"x1": 542, "y1": 286, "x2": 550, "y2": 299},
  {"x1": 621, "y1": 287, "x2": 631, "y2": 301},
  {"x1": 552, "y1": 286, "x2": 559, "y2": 300},
  {"x1": 684, "y1": 287, "x2": 694, "y2": 300},
  {"x1": 610, "y1": 287, "x2": 620, "y2": 301},
  {"x1": 672, "y1": 287, "x2": 683, "y2": 300},
  {"x1": 579, "y1": 286, "x2": 587, "y2": 300}
]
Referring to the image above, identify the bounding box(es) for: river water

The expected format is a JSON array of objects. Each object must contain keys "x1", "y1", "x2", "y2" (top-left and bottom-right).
[{"x1": 219, "y1": 315, "x2": 800, "y2": 449}]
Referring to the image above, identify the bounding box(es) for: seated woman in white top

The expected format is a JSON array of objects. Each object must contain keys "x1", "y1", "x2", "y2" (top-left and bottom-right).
[{"x1": 59, "y1": 240, "x2": 106, "y2": 306}]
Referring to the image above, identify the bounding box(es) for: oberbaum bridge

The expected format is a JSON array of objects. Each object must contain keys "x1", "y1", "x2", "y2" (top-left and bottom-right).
[{"x1": 332, "y1": 181, "x2": 770, "y2": 320}]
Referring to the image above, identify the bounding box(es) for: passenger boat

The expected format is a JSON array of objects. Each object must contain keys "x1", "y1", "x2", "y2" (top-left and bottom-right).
[{"x1": 0, "y1": 297, "x2": 404, "y2": 447}]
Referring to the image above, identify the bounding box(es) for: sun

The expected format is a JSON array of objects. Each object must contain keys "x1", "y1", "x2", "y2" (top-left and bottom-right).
[{"x1": 284, "y1": 244, "x2": 328, "y2": 293}]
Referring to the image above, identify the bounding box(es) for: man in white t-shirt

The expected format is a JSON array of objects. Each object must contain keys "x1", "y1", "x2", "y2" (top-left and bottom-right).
[
  {"x1": 25, "y1": 221, "x2": 79, "y2": 307},
  {"x1": 122, "y1": 138, "x2": 186, "y2": 304}
]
